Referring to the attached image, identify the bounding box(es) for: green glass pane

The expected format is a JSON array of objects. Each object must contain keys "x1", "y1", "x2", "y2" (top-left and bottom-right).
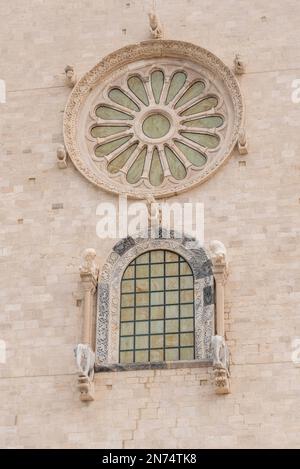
[
  {"x1": 165, "y1": 146, "x2": 187, "y2": 180},
  {"x1": 143, "y1": 114, "x2": 170, "y2": 138},
  {"x1": 107, "y1": 143, "x2": 138, "y2": 174},
  {"x1": 166, "y1": 290, "x2": 179, "y2": 304},
  {"x1": 180, "y1": 261, "x2": 192, "y2": 275},
  {"x1": 165, "y1": 251, "x2": 179, "y2": 262},
  {"x1": 165, "y1": 263, "x2": 178, "y2": 276},
  {"x1": 120, "y1": 351, "x2": 133, "y2": 363},
  {"x1": 174, "y1": 141, "x2": 206, "y2": 167},
  {"x1": 149, "y1": 148, "x2": 164, "y2": 187},
  {"x1": 123, "y1": 265, "x2": 134, "y2": 279},
  {"x1": 95, "y1": 136, "x2": 132, "y2": 158},
  {"x1": 151, "y1": 251, "x2": 164, "y2": 263},
  {"x1": 136, "y1": 252, "x2": 149, "y2": 264},
  {"x1": 108, "y1": 88, "x2": 139, "y2": 111},
  {"x1": 136, "y1": 308, "x2": 149, "y2": 320},
  {"x1": 180, "y1": 304, "x2": 193, "y2": 318},
  {"x1": 175, "y1": 81, "x2": 205, "y2": 109},
  {"x1": 136, "y1": 264, "x2": 149, "y2": 278},
  {"x1": 151, "y1": 70, "x2": 164, "y2": 104},
  {"x1": 180, "y1": 348, "x2": 194, "y2": 360},
  {"x1": 150, "y1": 349, "x2": 163, "y2": 361},
  {"x1": 165, "y1": 334, "x2": 178, "y2": 347},
  {"x1": 96, "y1": 105, "x2": 133, "y2": 120},
  {"x1": 180, "y1": 290, "x2": 194, "y2": 303},
  {"x1": 182, "y1": 116, "x2": 224, "y2": 129},
  {"x1": 151, "y1": 306, "x2": 164, "y2": 320},
  {"x1": 181, "y1": 97, "x2": 218, "y2": 116},
  {"x1": 121, "y1": 308, "x2": 134, "y2": 322},
  {"x1": 151, "y1": 263, "x2": 164, "y2": 277},
  {"x1": 120, "y1": 336, "x2": 134, "y2": 350},
  {"x1": 180, "y1": 333, "x2": 194, "y2": 347},
  {"x1": 166, "y1": 277, "x2": 179, "y2": 290},
  {"x1": 126, "y1": 147, "x2": 147, "y2": 184},
  {"x1": 165, "y1": 348, "x2": 179, "y2": 361},
  {"x1": 151, "y1": 291, "x2": 164, "y2": 305},
  {"x1": 150, "y1": 278, "x2": 164, "y2": 291},
  {"x1": 165, "y1": 305, "x2": 179, "y2": 318},
  {"x1": 91, "y1": 125, "x2": 129, "y2": 138},
  {"x1": 136, "y1": 278, "x2": 148, "y2": 293},
  {"x1": 136, "y1": 321, "x2": 149, "y2": 335},
  {"x1": 165, "y1": 319, "x2": 179, "y2": 333},
  {"x1": 150, "y1": 335, "x2": 164, "y2": 348},
  {"x1": 135, "y1": 350, "x2": 149, "y2": 362},
  {"x1": 122, "y1": 279, "x2": 134, "y2": 293},
  {"x1": 151, "y1": 320, "x2": 164, "y2": 334},
  {"x1": 180, "y1": 276, "x2": 193, "y2": 289},
  {"x1": 121, "y1": 322, "x2": 134, "y2": 335},
  {"x1": 121, "y1": 294, "x2": 134, "y2": 307},
  {"x1": 136, "y1": 292, "x2": 149, "y2": 306},
  {"x1": 165, "y1": 71, "x2": 187, "y2": 105},
  {"x1": 127, "y1": 76, "x2": 149, "y2": 106},
  {"x1": 181, "y1": 131, "x2": 220, "y2": 149},
  {"x1": 136, "y1": 335, "x2": 149, "y2": 349},
  {"x1": 180, "y1": 318, "x2": 194, "y2": 332}
]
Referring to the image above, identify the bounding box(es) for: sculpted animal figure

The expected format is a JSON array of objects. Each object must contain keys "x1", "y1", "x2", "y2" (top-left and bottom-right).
[{"x1": 148, "y1": 11, "x2": 163, "y2": 39}]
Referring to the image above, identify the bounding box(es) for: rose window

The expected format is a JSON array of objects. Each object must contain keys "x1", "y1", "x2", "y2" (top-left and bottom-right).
[{"x1": 64, "y1": 41, "x2": 243, "y2": 197}]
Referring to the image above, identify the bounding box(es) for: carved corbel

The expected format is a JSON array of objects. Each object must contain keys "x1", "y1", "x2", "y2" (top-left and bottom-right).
[
  {"x1": 233, "y1": 54, "x2": 245, "y2": 75},
  {"x1": 237, "y1": 128, "x2": 248, "y2": 155},
  {"x1": 56, "y1": 144, "x2": 68, "y2": 169},
  {"x1": 209, "y1": 240, "x2": 230, "y2": 394},
  {"x1": 64, "y1": 65, "x2": 77, "y2": 88},
  {"x1": 75, "y1": 248, "x2": 99, "y2": 401}
]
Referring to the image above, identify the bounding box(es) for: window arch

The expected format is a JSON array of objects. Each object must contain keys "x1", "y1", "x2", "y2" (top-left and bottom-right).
[
  {"x1": 96, "y1": 233, "x2": 215, "y2": 367},
  {"x1": 119, "y1": 249, "x2": 195, "y2": 363}
]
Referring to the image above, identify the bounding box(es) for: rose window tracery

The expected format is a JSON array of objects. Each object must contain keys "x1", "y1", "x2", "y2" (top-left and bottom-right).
[{"x1": 64, "y1": 41, "x2": 243, "y2": 197}]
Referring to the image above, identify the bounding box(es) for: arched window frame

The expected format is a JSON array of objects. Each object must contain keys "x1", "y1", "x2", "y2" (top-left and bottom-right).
[{"x1": 96, "y1": 231, "x2": 215, "y2": 366}]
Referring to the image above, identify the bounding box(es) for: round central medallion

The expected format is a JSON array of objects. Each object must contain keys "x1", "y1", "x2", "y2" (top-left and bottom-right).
[{"x1": 142, "y1": 113, "x2": 171, "y2": 139}]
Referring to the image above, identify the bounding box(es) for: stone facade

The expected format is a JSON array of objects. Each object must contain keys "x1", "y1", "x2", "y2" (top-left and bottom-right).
[{"x1": 1, "y1": 0, "x2": 300, "y2": 449}]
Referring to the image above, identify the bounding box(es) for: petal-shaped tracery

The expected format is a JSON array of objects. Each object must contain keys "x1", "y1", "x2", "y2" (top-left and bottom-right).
[
  {"x1": 181, "y1": 131, "x2": 220, "y2": 149},
  {"x1": 165, "y1": 71, "x2": 187, "y2": 105},
  {"x1": 149, "y1": 148, "x2": 164, "y2": 186},
  {"x1": 127, "y1": 76, "x2": 149, "y2": 106},
  {"x1": 151, "y1": 70, "x2": 164, "y2": 104},
  {"x1": 96, "y1": 105, "x2": 133, "y2": 120},
  {"x1": 174, "y1": 141, "x2": 207, "y2": 167},
  {"x1": 108, "y1": 88, "x2": 139, "y2": 111},
  {"x1": 127, "y1": 147, "x2": 147, "y2": 184},
  {"x1": 175, "y1": 81, "x2": 205, "y2": 109},
  {"x1": 182, "y1": 116, "x2": 224, "y2": 129},
  {"x1": 180, "y1": 96, "x2": 218, "y2": 116},
  {"x1": 107, "y1": 143, "x2": 139, "y2": 174},
  {"x1": 95, "y1": 135, "x2": 132, "y2": 158},
  {"x1": 91, "y1": 125, "x2": 130, "y2": 138},
  {"x1": 165, "y1": 146, "x2": 187, "y2": 180}
]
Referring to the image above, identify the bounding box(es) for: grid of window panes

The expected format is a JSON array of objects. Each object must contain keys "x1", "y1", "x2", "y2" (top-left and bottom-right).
[{"x1": 119, "y1": 250, "x2": 195, "y2": 363}]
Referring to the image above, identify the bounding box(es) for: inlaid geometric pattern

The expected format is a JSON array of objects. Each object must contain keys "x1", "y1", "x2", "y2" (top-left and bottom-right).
[{"x1": 119, "y1": 250, "x2": 195, "y2": 363}]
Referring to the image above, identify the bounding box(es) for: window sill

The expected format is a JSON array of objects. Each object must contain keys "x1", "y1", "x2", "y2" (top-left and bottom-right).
[{"x1": 95, "y1": 359, "x2": 213, "y2": 373}]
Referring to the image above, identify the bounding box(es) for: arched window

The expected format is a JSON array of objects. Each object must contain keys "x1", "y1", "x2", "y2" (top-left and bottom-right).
[{"x1": 119, "y1": 249, "x2": 195, "y2": 363}]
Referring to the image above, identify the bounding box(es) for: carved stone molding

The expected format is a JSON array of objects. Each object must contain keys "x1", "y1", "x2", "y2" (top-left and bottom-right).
[{"x1": 63, "y1": 40, "x2": 244, "y2": 198}]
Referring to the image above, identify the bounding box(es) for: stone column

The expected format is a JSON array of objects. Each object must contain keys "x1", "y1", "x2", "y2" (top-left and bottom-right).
[
  {"x1": 209, "y1": 240, "x2": 230, "y2": 394},
  {"x1": 76, "y1": 248, "x2": 99, "y2": 401}
]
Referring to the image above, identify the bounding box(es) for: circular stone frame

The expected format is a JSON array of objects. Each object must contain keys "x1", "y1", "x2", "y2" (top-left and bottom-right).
[{"x1": 63, "y1": 40, "x2": 244, "y2": 199}]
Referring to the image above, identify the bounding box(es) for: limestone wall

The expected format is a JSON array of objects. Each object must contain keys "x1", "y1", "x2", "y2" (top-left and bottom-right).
[{"x1": 0, "y1": 0, "x2": 300, "y2": 448}]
